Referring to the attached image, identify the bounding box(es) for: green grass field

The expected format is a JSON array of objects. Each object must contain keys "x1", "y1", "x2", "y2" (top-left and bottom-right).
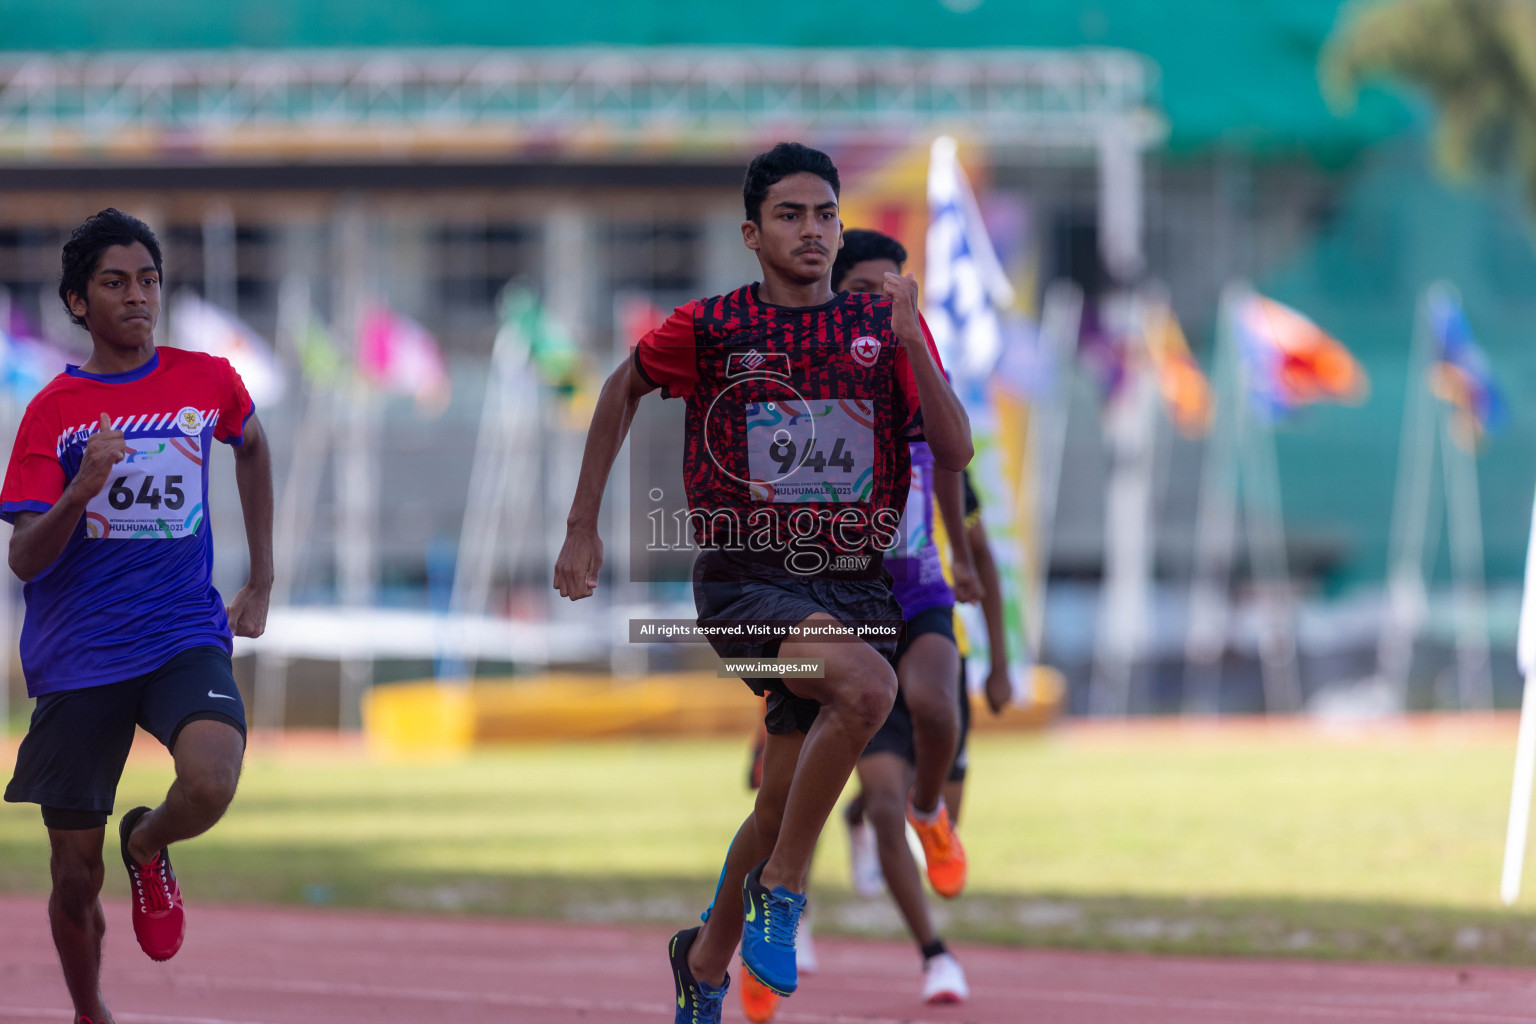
[{"x1": 3, "y1": 723, "x2": 1536, "y2": 965}]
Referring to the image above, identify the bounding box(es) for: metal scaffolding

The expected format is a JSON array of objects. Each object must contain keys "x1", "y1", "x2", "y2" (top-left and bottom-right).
[{"x1": 0, "y1": 48, "x2": 1163, "y2": 160}]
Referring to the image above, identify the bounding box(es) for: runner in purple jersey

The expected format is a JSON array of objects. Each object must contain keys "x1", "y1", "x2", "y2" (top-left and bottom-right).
[{"x1": 888, "y1": 439, "x2": 965, "y2": 617}]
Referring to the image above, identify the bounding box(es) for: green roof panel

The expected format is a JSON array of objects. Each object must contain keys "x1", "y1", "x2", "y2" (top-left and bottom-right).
[{"x1": 0, "y1": 0, "x2": 1410, "y2": 154}]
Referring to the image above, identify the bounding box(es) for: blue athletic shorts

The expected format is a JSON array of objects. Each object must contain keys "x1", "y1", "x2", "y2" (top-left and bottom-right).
[{"x1": 4, "y1": 645, "x2": 246, "y2": 829}]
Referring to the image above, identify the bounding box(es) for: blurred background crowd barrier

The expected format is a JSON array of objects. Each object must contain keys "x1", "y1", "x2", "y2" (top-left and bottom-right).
[{"x1": 0, "y1": 0, "x2": 1533, "y2": 734}]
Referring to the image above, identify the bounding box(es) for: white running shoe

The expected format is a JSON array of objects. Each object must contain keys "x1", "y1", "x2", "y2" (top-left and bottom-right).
[
  {"x1": 796, "y1": 905, "x2": 818, "y2": 974},
  {"x1": 847, "y1": 817, "x2": 885, "y2": 897},
  {"x1": 922, "y1": 952, "x2": 968, "y2": 1005}
]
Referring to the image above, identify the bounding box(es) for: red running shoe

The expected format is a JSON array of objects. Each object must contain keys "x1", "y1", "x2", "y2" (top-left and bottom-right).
[{"x1": 119, "y1": 806, "x2": 185, "y2": 961}]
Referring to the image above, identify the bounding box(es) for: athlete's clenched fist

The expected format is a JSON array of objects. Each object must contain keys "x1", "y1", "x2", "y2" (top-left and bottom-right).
[
  {"x1": 553, "y1": 524, "x2": 603, "y2": 600},
  {"x1": 67, "y1": 412, "x2": 127, "y2": 501},
  {"x1": 882, "y1": 272, "x2": 923, "y2": 344}
]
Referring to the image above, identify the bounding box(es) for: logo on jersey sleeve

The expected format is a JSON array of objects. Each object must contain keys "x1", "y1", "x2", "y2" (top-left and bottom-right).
[
  {"x1": 850, "y1": 336, "x2": 881, "y2": 368},
  {"x1": 175, "y1": 407, "x2": 204, "y2": 436}
]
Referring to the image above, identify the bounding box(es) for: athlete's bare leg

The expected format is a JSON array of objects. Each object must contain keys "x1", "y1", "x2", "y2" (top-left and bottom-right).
[
  {"x1": 858, "y1": 752, "x2": 939, "y2": 948},
  {"x1": 688, "y1": 730, "x2": 804, "y2": 987},
  {"x1": 758, "y1": 613, "x2": 896, "y2": 893},
  {"x1": 47, "y1": 826, "x2": 113, "y2": 1023},
  {"x1": 125, "y1": 720, "x2": 243, "y2": 864},
  {"x1": 943, "y1": 778, "x2": 966, "y2": 828},
  {"x1": 899, "y1": 632, "x2": 960, "y2": 815}
]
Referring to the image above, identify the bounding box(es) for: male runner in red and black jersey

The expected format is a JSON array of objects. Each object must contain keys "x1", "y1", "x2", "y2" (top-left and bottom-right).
[
  {"x1": 2, "y1": 210, "x2": 273, "y2": 1024},
  {"x1": 553, "y1": 143, "x2": 970, "y2": 1022}
]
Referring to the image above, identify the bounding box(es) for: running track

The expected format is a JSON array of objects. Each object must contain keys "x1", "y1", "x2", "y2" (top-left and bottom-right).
[{"x1": 3, "y1": 899, "x2": 1536, "y2": 1023}]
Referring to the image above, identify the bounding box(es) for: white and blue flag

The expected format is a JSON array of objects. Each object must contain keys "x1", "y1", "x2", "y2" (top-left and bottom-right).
[
  {"x1": 924, "y1": 136, "x2": 1034, "y2": 700},
  {"x1": 924, "y1": 135, "x2": 1016, "y2": 387}
]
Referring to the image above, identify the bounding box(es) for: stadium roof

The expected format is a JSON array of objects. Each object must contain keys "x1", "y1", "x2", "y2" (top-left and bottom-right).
[
  {"x1": 0, "y1": 48, "x2": 1163, "y2": 165},
  {"x1": 3, "y1": 0, "x2": 1410, "y2": 157}
]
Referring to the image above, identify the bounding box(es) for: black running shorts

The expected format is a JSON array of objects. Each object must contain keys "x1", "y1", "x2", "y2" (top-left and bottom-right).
[
  {"x1": 861, "y1": 689, "x2": 917, "y2": 763},
  {"x1": 862, "y1": 604, "x2": 969, "y2": 778},
  {"x1": 5, "y1": 645, "x2": 247, "y2": 828},
  {"x1": 693, "y1": 549, "x2": 904, "y2": 735},
  {"x1": 892, "y1": 604, "x2": 956, "y2": 663}
]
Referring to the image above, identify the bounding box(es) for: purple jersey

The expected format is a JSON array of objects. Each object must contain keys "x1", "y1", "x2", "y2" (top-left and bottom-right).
[{"x1": 887, "y1": 441, "x2": 954, "y2": 617}]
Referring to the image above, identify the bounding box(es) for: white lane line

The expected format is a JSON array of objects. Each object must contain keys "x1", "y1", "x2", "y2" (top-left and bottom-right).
[
  {"x1": 137, "y1": 972, "x2": 1536, "y2": 1024},
  {"x1": 71, "y1": 973, "x2": 969, "y2": 1024},
  {"x1": 934, "y1": 984, "x2": 1536, "y2": 1024},
  {"x1": 16, "y1": 961, "x2": 1536, "y2": 1024}
]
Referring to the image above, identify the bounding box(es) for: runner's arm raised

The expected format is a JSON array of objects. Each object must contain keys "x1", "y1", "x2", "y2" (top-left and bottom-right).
[
  {"x1": 8, "y1": 413, "x2": 125, "y2": 582},
  {"x1": 553, "y1": 358, "x2": 657, "y2": 600},
  {"x1": 884, "y1": 273, "x2": 972, "y2": 472},
  {"x1": 226, "y1": 413, "x2": 273, "y2": 638}
]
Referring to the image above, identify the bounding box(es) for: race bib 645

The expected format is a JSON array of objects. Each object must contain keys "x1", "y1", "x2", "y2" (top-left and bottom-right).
[{"x1": 84, "y1": 434, "x2": 206, "y2": 540}]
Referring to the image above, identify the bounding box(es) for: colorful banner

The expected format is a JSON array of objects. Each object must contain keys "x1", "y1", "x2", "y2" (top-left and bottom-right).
[
  {"x1": 924, "y1": 135, "x2": 1033, "y2": 694},
  {"x1": 0, "y1": 305, "x2": 68, "y2": 404},
  {"x1": 358, "y1": 306, "x2": 451, "y2": 415},
  {"x1": 1425, "y1": 284, "x2": 1502, "y2": 451},
  {"x1": 498, "y1": 287, "x2": 582, "y2": 392},
  {"x1": 1233, "y1": 292, "x2": 1367, "y2": 419},
  {"x1": 295, "y1": 315, "x2": 344, "y2": 390},
  {"x1": 170, "y1": 290, "x2": 287, "y2": 407},
  {"x1": 1144, "y1": 298, "x2": 1213, "y2": 438}
]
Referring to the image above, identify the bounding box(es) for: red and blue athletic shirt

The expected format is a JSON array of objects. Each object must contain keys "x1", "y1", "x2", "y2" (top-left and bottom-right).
[
  {"x1": 0, "y1": 347, "x2": 254, "y2": 696},
  {"x1": 888, "y1": 441, "x2": 956, "y2": 617},
  {"x1": 634, "y1": 283, "x2": 944, "y2": 577}
]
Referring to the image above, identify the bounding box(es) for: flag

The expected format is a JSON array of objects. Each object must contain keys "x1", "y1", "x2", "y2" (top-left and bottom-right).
[
  {"x1": 358, "y1": 305, "x2": 450, "y2": 415},
  {"x1": 925, "y1": 135, "x2": 1033, "y2": 699},
  {"x1": 0, "y1": 330, "x2": 67, "y2": 403},
  {"x1": 1076, "y1": 301, "x2": 1129, "y2": 406},
  {"x1": 619, "y1": 295, "x2": 667, "y2": 357},
  {"x1": 498, "y1": 287, "x2": 581, "y2": 392},
  {"x1": 1233, "y1": 292, "x2": 1367, "y2": 419},
  {"x1": 170, "y1": 291, "x2": 287, "y2": 407},
  {"x1": 1425, "y1": 284, "x2": 1502, "y2": 451},
  {"x1": 925, "y1": 136, "x2": 1016, "y2": 382},
  {"x1": 0, "y1": 301, "x2": 68, "y2": 403},
  {"x1": 295, "y1": 315, "x2": 344, "y2": 389},
  {"x1": 1144, "y1": 299, "x2": 1213, "y2": 438}
]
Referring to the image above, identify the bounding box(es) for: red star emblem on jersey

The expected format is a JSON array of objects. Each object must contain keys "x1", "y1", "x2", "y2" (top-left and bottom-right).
[{"x1": 850, "y1": 336, "x2": 881, "y2": 368}]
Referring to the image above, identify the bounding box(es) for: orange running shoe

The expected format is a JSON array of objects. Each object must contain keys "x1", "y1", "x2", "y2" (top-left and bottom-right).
[
  {"x1": 739, "y1": 967, "x2": 782, "y2": 1023},
  {"x1": 908, "y1": 802, "x2": 967, "y2": 898}
]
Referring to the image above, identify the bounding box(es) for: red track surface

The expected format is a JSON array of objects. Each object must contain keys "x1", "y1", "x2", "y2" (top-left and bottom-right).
[{"x1": 3, "y1": 897, "x2": 1536, "y2": 1023}]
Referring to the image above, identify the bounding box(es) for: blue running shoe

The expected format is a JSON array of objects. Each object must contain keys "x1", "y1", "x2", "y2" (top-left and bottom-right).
[
  {"x1": 670, "y1": 926, "x2": 729, "y2": 1024},
  {"x1": 739, "y1": 859, "x2": 806, "y2": 997}
]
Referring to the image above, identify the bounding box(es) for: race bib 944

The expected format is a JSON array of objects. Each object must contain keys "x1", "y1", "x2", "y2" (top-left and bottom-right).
[
  {"x1": 746, "y1": 398, "x2": 876, "y2": 503},
  {"x1": 83, "y1": 434, "x2": 206, "y2": 540}
]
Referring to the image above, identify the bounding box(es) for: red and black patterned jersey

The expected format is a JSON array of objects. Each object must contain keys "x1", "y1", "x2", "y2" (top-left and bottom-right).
[{"x1": 634, "y1": 282, "x2": 944, "y2": 577}]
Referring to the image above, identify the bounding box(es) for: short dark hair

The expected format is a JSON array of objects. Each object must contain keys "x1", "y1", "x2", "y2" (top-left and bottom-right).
[
  {"x1": 59, "y1": 208, "x2": 163, "y2": 328},
  {"x1": 743, "y1": 142, "x2": 840, "y2": 223},
  {"x1": 832, "y1": 229, "x2": 908, "y2": 291}
]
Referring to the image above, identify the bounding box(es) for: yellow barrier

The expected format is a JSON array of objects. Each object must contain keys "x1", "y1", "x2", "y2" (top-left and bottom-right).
[{"x1": 363, "y1": 667, "x2": 1065, "y2": 758}]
